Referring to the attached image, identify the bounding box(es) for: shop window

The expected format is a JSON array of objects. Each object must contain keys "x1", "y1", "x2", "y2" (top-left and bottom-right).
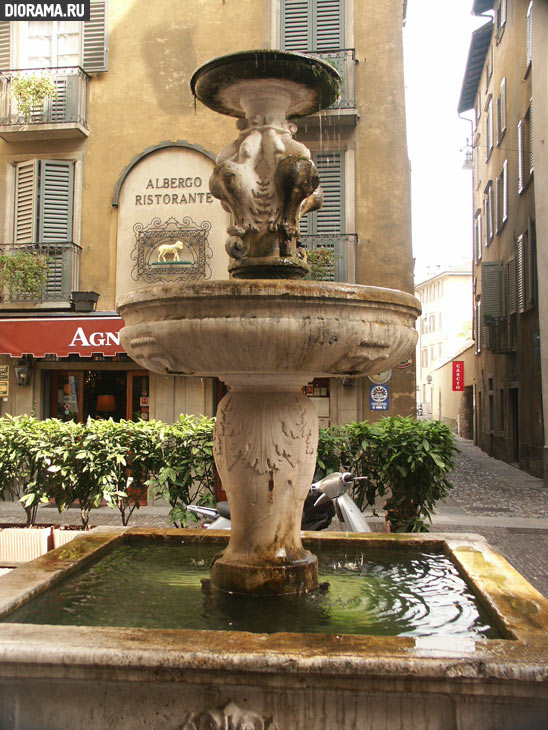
[{"x1": 46, "y1": 369, "x2": 149, "y2": 422}]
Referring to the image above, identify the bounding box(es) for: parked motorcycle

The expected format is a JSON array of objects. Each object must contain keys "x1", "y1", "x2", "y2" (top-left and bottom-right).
[{"x1": 185, "y1": 471, "x2": 371, "y2": 533}]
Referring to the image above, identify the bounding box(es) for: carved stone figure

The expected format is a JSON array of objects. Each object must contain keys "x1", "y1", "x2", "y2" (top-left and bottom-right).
[
  {"x1": 209, "y1": 113, "x2": 322, "y2": 278},
  {"x1": 181, "y1": 701, "x2": 279, "y2": 730}
]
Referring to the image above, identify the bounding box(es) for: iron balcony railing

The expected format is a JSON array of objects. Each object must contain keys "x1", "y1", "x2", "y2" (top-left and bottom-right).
[
  {"x1": 305, "y1": 49, "x2": 357, "y2": 110},
  {"x1": 0, "y1": 67, "x2": 89, "y2": 127},
  {"x1": 485, "y1": 316, "x2": 517, "y2": 353},
  {"x1": 0, "y1": 241, "x2": 82, "y2": 304},
  {"x1": 300, "y1": 233, "x2": 357, "y2": 282}
]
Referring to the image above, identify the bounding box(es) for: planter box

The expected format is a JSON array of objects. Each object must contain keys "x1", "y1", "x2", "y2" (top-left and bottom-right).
[
  {"x1": 0, "y1": 527, "x2": 52, "y2": 566},
  {"x1": 52, "y1": 527, "x2": 86, "y2": 549}
]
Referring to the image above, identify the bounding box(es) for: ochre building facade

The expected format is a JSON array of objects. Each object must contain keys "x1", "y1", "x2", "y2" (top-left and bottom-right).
[{"x1": 0, "y1": 0, "x2": 415, "y2": 429}]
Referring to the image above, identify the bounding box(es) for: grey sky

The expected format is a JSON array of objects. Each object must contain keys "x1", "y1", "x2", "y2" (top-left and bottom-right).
[{"x1": 403, "y1": 1, "x2": 486, "y2": 280}]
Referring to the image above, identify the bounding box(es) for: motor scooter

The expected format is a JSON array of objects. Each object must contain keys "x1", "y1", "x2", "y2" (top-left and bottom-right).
[{"x1": 185, "y1": 471, "x2": 371, "y2": 533}]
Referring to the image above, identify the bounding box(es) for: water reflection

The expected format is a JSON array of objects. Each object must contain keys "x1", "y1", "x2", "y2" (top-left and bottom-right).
[{"x1": 3, "y1": 542, "x2": 501, "y2": 639}]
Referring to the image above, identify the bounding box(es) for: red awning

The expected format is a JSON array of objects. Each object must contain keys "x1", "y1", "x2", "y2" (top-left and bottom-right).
[{"x1": 0, "y1": 316, "x2": 126, "y2": 358}]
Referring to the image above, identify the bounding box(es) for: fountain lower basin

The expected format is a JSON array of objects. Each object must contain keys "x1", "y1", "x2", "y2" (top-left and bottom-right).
[{"x1": 1, "y1": 529, "x2": 548, "y2": 730}]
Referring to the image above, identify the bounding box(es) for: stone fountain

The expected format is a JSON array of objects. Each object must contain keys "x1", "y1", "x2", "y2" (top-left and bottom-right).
[
  {"x1": 1, "y1": 51, "x2": 548, "y2": 730},
  {"x1": 117, "y1": 50, "x2": 420, "y2": 596}
]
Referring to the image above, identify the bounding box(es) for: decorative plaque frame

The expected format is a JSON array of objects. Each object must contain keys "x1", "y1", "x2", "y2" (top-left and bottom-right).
[{"x1": 131, "y1": 216, "x2": 213, "y2": 282}]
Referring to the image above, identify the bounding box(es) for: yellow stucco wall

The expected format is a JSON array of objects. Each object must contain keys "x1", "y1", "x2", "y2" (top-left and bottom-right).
[{"x1": 0, "y1": 0, "x2": 416, "y2": 422}]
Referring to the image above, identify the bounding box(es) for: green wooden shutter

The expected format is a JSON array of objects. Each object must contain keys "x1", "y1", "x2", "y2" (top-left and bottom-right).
[
  {"x1": 314, "y1": 151, "x2": 344, "y2": 233},
  {"x1": 281, "y1": 0, "x2": 312, "y2": 51},
  {"x1": 14, "y1": 161, "x2": 38, "y2": 243},
  {"x1": 481, "y1": 261, "x2": 502, "y2": 318},
  {"x1": 0, "y1": 22, "x2": 10, "y2": 68},
  {"x1": 38, "y1": 161, "x2": 74, "y2": 242},
  {"x1": 507, "y1": 257, "x2": 517, "y2": 315},
  {"x1": 83, "y1": 0, "x2": 108, "y2": 72},
  {"x1": 314, "y1": 0, "x2": 344, "y2": 50},
  {"x1": 49, "y1": 74, "x2": 79, "y2": 122},
  {"x1": 39, "y1": 161, "x2": 75, "y2": 300},
  {"x1": 300, "y1": 151, "x2": 344, "y2": 235},
  {"x1": 281, "y1": 0, "x2": 343, "y2": 51}
]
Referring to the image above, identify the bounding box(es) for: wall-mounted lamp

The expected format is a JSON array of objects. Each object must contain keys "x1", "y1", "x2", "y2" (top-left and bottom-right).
[{"x1": 14, "y1": 357, "x2": 33, "y2": 387}]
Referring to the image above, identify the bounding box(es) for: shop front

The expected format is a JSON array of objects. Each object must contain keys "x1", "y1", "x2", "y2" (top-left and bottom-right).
[{"x1": 0, "y1": 314, "x2": 150, "y2": 423}]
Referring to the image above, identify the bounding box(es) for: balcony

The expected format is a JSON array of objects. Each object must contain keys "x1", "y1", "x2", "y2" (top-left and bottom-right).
[
  {"x1": 300, "y1": 233, "x2": 357, "y2": 282},
  {"x1": 485, "y1": 317, "x2": 516, "y2": 353},
  {"x1": 301, "y1": 49, "x2": 357, "y2": 126},
  {"x1": 0, "y1": 242, "x2": 82, "y2": 309},
  {"x1": 0, "y1": 67, "x2": 90, "y2": 141}
]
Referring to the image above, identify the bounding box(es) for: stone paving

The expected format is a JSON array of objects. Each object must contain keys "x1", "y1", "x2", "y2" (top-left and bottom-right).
[
  {"x1": 429, "y1": 438, "x2": 548, "y2": 599},
  {"x1": 1, "y1": 436, "x2": 548, "y2": 597}
]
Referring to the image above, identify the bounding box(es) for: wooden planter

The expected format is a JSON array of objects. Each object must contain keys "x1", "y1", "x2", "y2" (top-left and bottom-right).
[{"x1": 0, "y1": 527, "x2": 52, "y2": 566}]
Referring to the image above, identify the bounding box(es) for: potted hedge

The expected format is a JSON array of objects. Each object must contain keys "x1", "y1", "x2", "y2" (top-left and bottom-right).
[{"x1": 11, "y1": 73, "x2": 57, "y2": 121}]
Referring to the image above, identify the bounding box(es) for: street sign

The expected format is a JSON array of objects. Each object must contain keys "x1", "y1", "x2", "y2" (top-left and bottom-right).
[
  {"x1": 369, "y1": 384, "x2": 389, "y2": 411},
  {"x1": 452, "y1": 361, "x2": 464, "y2": 391}
]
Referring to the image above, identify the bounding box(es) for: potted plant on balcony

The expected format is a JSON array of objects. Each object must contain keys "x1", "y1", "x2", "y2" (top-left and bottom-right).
[
  {"x1": 11, "y1": 73, "x2": 57, "y2": 121},
  {"x1": 0, "y1": 250, "x2": 48, "y2": 301},
  {"x1": 305, "y1": 247, "x2": 336, "y2": 281}
]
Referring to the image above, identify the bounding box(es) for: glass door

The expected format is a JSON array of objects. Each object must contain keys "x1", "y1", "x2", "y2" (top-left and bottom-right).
[
  {"x1": 126, "y1": 371, "x2": 150, "y2": 421},
  {"x1": 50, "y1": 371, "x2": 83, "y2": 422}
]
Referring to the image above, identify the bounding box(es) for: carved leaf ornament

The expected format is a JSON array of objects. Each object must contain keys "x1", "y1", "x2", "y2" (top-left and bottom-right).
[
  {"x1": 214, "y1": 393, "x2": 314, "y2": 475},
  {"x1": 181, "y1": 701, "x2": 278, "y2": 730}
]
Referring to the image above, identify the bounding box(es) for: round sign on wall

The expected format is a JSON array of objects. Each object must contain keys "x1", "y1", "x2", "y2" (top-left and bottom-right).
[{"x1": 368, "y1": 370, "x2": 392, "y2": 385}]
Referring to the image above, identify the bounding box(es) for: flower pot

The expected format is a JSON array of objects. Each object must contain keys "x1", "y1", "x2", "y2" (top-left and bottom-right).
[{"x1": 0, "y1": 526, "x2": 52, "y2": 566}]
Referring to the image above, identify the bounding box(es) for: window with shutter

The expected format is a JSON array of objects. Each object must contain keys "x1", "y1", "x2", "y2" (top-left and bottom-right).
[
  {"x1": 300, "y1": 151, "x2": 344, "y2": 235},
  {"x1": 517, "y1": 107, "x2": 532, "y2": 194},
  {"x1": 481, "y1": 262, "x2": 502, "y2": 319},
  {"x1": 38, "y1": 161, "x2": 74, "y2": 242},
  {"x1": 483, "y1": 181, "x2": 494, "y2": 244},
  {"x1": 496, "y1": 0, "x2": 507, "y2": 39},
  {"x1": 527, "y1": 218, "x2": 537, "y2": 309},
  {"x1": 14, "y1": 160, "x2": 74, "y2": 243},
  {"x1": 501, "y1": 159, "x2": 508, "y2": 225},
  {"x1": 3, "y1": 1, "x2": 107, "y2": 72},
  {"x1": 0, "y1": 22, "x2": 10, "y2": 68},
  {"x1": 83, "y1": 0, "x2": 109, "y2": 73},
  {"x1": 281, "y1": 0, "x2": 344, "y2": 51},
  {"x1": 13, "y1": 159, "x2": 76, "y2": 301},
  {"x1": 496, "y1": 78, "x2": 506, "y2": 145},
  {"x1": 474, "y1": 211, "x2": 482, "y2": 264},
  {"x1": 516, "y1": 233, "x2": 526, "y2": 313},
  {"x1": 475, "y1": 300, "x2": 482, "y2": 354},
  {"x1": 507, "y1": 257, "x2": 517, "y2": 315},
  {"x1": 14, "y1": 160, "x2": 38, "y2": 243},
  {"x1": 485, "y1": 96, "x2": 494, "y2": 160},
  {"x1": 526, "y1": 1, "x2": 533, "y2": 69}
]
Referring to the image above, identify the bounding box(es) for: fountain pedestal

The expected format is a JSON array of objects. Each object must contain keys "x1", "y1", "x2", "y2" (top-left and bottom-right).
[{"x1": 212, "y1": 379, "x2": 319, "y2": 594}]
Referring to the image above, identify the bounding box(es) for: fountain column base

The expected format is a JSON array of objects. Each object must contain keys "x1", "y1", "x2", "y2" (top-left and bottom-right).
[{"x1": 212, "y1": 379, "x2": 319, "y2": 596}]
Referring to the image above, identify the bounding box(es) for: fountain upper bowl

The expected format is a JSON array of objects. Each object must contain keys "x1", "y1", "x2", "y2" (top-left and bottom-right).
[
  {"x1": 117, "y1": 280, "x2": 420, "y2": 385},
  {"x1": 190, "y1": 49, "x2": 342, "y2": 118}
]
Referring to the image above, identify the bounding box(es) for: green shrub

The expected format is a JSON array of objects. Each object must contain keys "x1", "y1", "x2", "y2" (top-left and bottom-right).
[
  {"x1": 0, "y1": 414, "x2": 456, "y2": 532},
  {"x1": 146, "y1": 415, "x2": 216, "y2": 527},
  {"x1": 351, "y1": 416, "x2": 457, "y2": 532}
]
